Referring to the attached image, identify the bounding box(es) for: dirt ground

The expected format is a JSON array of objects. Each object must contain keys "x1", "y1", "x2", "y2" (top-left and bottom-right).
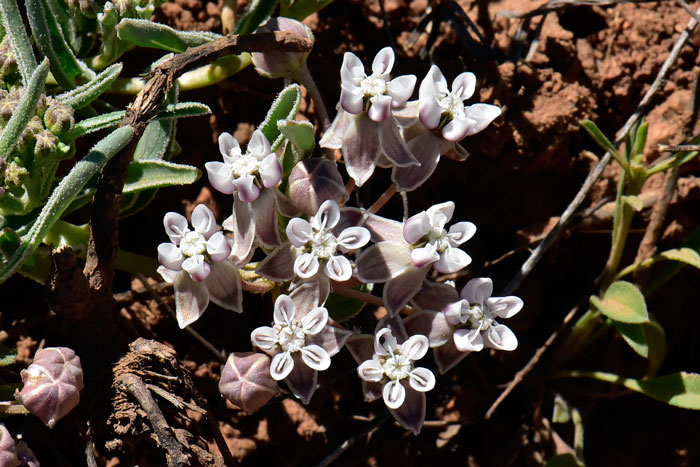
[{"x1": 2, "y1": 0, "x2": 700, "y2": 465}]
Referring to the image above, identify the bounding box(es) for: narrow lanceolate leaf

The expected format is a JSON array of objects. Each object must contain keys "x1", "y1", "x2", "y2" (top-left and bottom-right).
[
  {"x1": 134, "y1": 85, "x2": 178, "y2": 161},
  {"x1": 259, "y1": 84, "x2": 301, "y2": 150},
  {"x1": 155, "y1": 102, "x2": 211, "y2": 120},
  {"x1": 0, "y1": 0, "x2": 37, "y2": 83},
  {"x1": 590, "y1": 280, "x2": 648, "y2": 324},
  {"x1": 581, "y1": 120, "x2": 626, "y2": 168},
  {"x1": 0, "y1": 59, "x2": 49, "y2": 156},
  {"x1": 234, "y1": 0, "x2": 278, "y2": 35},
  {"x1": 56, "y1": 63, "x2": 123, "y2": 109},
  {"x1": 124, "y1": 160, "x2": 200, "y2": 192},
  {"x1": 116, "y1": 18, "x2": 221, "y2": 53},
  {"x1": 614, "y1": 318, "x2": 666, "y2": 375},
  {"x1": 0, "y1": 126, "x2": 134, "y2": 285}
]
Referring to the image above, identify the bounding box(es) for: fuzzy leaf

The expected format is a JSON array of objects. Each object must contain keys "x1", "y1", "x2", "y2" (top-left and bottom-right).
[
  {"x1": 325, "y1": 284, "x2": 373, "y2": 322},
  {"x1": 124, "y1": 160, "x2": 200, "y2": 192},
  {"x1": 155, "y1": 102, "x2": 211, "y2": 120},
  {"x1": 117, "y1": 18, "x2": 220, "y2": 53},
  {"x1": 658, "y1": 247, "x2": 700, "y2": 269},
  {"x1": 279, "y1": 119, "x2": 314, "y2": 157},
  {"x1": 234, "y1": 0, "x2": 277, "y2": 35},
  {"x1": 0, "y1": 0, "x2": 38, "y2": 83},
  {"x1": 57, "y1": 63, "x2": 123, "y2": 109},
  {"x1": 622, "y1": 195, "x2": 644, "y2": 212},
  {"x1": 590, "y1": 281, "x2": 648, "y2": 324},
  {"x1": 613, "y1": 318, "x2": 666, "y2": 375},
  {"x1": 259, "y1": 84, "x2": 301, "y2": 150}
]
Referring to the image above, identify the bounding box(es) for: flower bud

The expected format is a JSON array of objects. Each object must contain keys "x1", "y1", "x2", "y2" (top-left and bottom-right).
[
  {"x1": 0, "y1": 425, "x2": 19, "y2": 467},
  {"x1": 251, "y1": 18, "x2": 314, "y2": 79},
  {"x1": 0, "y1": 94, "x2": 19, "y2": 123},
  {"x1": 287, "y1": 158, "x2": 348, "y2": 216},
  {"x1": 44, "y1": 103, "x2": 74, "y2": 135},
  {"x1": 16, "y1": 117, "x2": 43, "y2": 155},
  {"x1": 34, "y1": 130, "x2": 58, "y2": 158},
  {"x1": 219, "y1": 352, "x2": 278, "y2": 413},
  {"x1": 15, "y1": 347, "x2": 84, "y2": 428},
  {"x1": 4, "y1": 161, "x2": 28, "y2": 186},
  {"x1": 0, "y1": 37, "x2": 18, "y2": 77}
]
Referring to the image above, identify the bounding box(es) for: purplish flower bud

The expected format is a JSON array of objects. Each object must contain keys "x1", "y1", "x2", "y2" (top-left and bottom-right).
[
  {"x1": 219, "y1": 352, "x2": 278, "y2": 413},
  {"x1": 44, "y1": 103, "x2": 75, "y2": 135},
  {"x1": 15, "y1": 347, "x2": 84, "y2": 428},
  {"x1": 0, "y1": 425, "x2": 19, "y2": 467},
  {"x1": 287, "y1": 158, "x2": 348, "y2": 216},
  {"x1": 251, "y1": 17, "x2": 314, "y2": 79},
  {"x1": 34, "y1": 130, "x2": 58, "y2": 158}
]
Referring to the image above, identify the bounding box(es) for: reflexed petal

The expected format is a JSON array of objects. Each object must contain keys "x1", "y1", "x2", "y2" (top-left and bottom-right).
[
  {"x1": 345, "y1": 334, "x2": 376, "y2": 364},
  {"x1": 488, "y1": 296, "x2": 524, "y2": 319},
  {"x1": 325, "y1": 255, "x2": 352, "y2": 282},
  {"x1": 218, "y1": 132, "x2": 240, "y2": 159},
  {"x1": 300, "y1": 307, "x2": 329, "y2": 335},
  {"x1": 387, "y1": 75, "x2": 416, "y2": 107},
  {"x1": 289, "y1": 279, "x2": 324, "y2": 314},
  {"x1": 191, "y1": 204, "x2": 218, "y2": 238},
  {"x1": 392, "y1": 130, "x2": 442, "y2": 192},
  {"x1": 358, "y1": 358, "x2": 384, "y2": 382},
  {"x1": 206, "y1": 232, "x2": 231, "y2": 263},
  {"x1": 452, "y1": 72, "x2": 476, "y2": 100},
  {"x1": 403, "y1": 310, "x2": 452, "y2": 347},
  {"x1": 409, "y1": 367, "x2": 435, "y2": 392},
  {"x1": 434, "y1": 339, "x2": 468, "y2": 374},
  {"x1": 158, "y1": 243, "x2": 184, "y2": 270},
  {"x1": 313, "y1": 199, "x2": 341, "y2": 231},
  {"x1": 255, "y1": 243, "x2": 296, "y2": 281},
  {"x1": 320, "y1": 107, "x2": 353, "y2": 149},
  {"x1": 341, "y1": 51, "x2": 364, "y2": 86},
  {"x1": 248, "y1": 130, "x2": 272, "y2": 158},
  {"x1": 460, "y1": 277, "x2": 493, "y2": 304},
  {"x1": 383, "y1": 266, "x2": 427, "y2": 316},
  {"x1": 163, "y1": 212, "x2": 188, "y2": 244},
  {"x1": 434, "y1": 247, "x2": 471, "y2": 273},
  {"x1": 311, "y1": 325, "x2": 352, "y2": 357},
  {"x1": 343, "y1": 114, "x2": 380, "y2": 187},
  {"x1": 402, "y1": 334, "x2": 429, "y2": 361},
  {"x1": 157, "y1": 265, "x2": 178, "y2": 283},
  {"x1": 229, "y1": 196, "x2": 255, "y2": 264},
  {"x1": 374, "y1": 328, "x2": 397, "y2": 356},
  {"x1": 273, "y1": 294, "x2": 296, "y2": 325},
  {"x1": 376, "y1": 313, "x2": 409, "y2": 343},
  {"x1": 403, "y1": 212, "x2": 431, "y2": 244},
  {"x1": 182, "y1": 255, "x2": 211, "y2": 282},
  {"x1": 300, "y1": 344, "x2": 330, "y2": 371},
  {"x1": 260, "y1": 154, "x2": 283, "y2": 188},
  {"x1": 205, "y1": 161, "x2": 236, "y2": 194},
  {"x1": 442, "y1": 116, "x2": 477, "y2": 142},
  {"x1": 295, "y1": 253, "x2": 320, "y2": 279},
  {"x1": 232, "y1": 175, "x2": 260, "y2": 203},
  {"x1": 286, "y1": 218, "x2": 313, "y2": 247},
  {"x1": 284, "y1": 353, "x2": 318, "y2": 404},
  {"x1": 340, "y1": 84, "x2": 363, "y2": 114},
  {"x1": 453, "y1": 328, "x2": 484, "y2": 352},
  {"x1": 426, "y1": 201, "x2": 454, "y2": 227},
  {"x1": 485, "y1": 324, "x2": 518, "y2": 351},
  {"x1": 205, "y1": 260, "x2": 243, "y2": 312},
  {"x1": 389, "y1": 383, "x2": 425, "y2": 435},
  {"x1": 410, "y1": 280, "x2": 460, "y2": 311},
  {"x1": 463, "y1": 103, "x2": 502, "y2": 136},
  {"x1": 252, "y1": 188, "x2": 281, "y2": 248},
  {"x1": 372, "y1": 47, "x2": 395, "y2": 76},
  {"x1": 251, "y1": 326, "x2": 279, "y2": 352},
  {"x1": 368, "y1": 94, "x2": 392, "y2": 122},
  {"x1": 410, "y1": 245, "x2": 440, "y2": 269},
  {"x1": 336, "y1": 226, "x2": 370, "y2": 250},
  {"x1": 382, "y1": 380, "x2": 406, "y2": 409},
  {"x1": 378, "y1": 118, "x2": 419, "y2": 166},
  {"x1": 340, "y1": 207, "x2": 404, "y2": 243},
  {"x1": 174, "y1": 272, "x2": 210, "y2": 328},
  {"x1": 355, "y1": 241, "x2": 413, "y2": 282},
  {"x1": 270, "y1": 352, "x2": 294, "y2": 380},
  {"x1": 392, "y1": 100, "x2": 420, "y2": 126},
  {"x1": 443, "y1": 300, "x2": 468, "y2": 326},
  {"x1": 448, "y1": 221, "x2": 477, "y2": 245}
]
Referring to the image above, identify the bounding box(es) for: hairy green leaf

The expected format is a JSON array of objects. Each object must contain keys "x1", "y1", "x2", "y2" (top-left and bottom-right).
[
  {"x1": 234, "y1": 0, "x2": 277, "y2": 35},
  {"x1": 57, "y1": 63, "x2": 123, "y2": 109},
  {"x1": 614, "y1": 318, "x2": 666, "y2": 375},
  {"x1": 0, "y1": 0, "x2": 37, "y2": 83},
  {"x1": 124, "y1": 160, "x2": 200, "y2": 192},
  {"x1": 259, "y1": 84, "x2": 301, "y2": 150},
  {"x1": 117, "y1": 18, "x2": 221, "y2": 53},
  {"x1": 590, "y1": 281, "x2": 648, "y2": 324}
]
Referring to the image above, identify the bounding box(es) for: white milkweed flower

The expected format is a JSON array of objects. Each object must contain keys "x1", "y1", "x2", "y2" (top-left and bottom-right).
[
  {"x1": 443, "y1": 277, "x2": 523, "y2": 352},
  {"x1": 357, "y1": 328, "x2": 435, "y2": 411},
  {"x1": 205, "y1": 130, "x2": 283, "y2": 203},
  {"x1": 286, "y1": 199, "x2": 370, "y2": 282}
]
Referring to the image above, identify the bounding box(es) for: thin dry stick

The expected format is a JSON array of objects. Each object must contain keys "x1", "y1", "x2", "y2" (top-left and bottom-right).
[
  {"x1": 658, "y1": 143, "x2": 700, "y2": 151},
  {"x1": 501, "y1": 3, "x2": 700, "y2": 296},
  {"x1": 368, "y1": 183, "x2": 397, "y2": 214},
  {"x1": 488, "y1": 3, "x2": 700, "y2": 419}
]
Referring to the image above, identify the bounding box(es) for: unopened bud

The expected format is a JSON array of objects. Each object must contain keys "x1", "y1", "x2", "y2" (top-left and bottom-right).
[
  {"x1": 16, "y1": 117, "x2": 43, "y2": 154},
  {"x1": 287, "y1": 158, "x2": 348, "y2": 216},
  {"x1": 0, "y1": 94, "x2": 19, "y2": 123},
  {"x1": 251, "y1": 18, "x2": 314, "y2": 79},
  {"x1": 0, "y1": 425, "x2": 19, "y2": 467},
  {"x1": 219, "y1": 352, "x2": 278, "y2": 413},
  {"x1": 34, "y1": 130, "x2": 58, "y2": 158},
  {"x1": 15, "y1": 347, "x2": 84, "y2": 428},
  {"x1": 44, "y1": 103, "x2": 74, "y2": 135},
  {"x1": 4, "y1": 161, "x2": 28, "y2": 186},
  {"x1": 0, "y1": 37, "x2": 18, "y2": 77}
]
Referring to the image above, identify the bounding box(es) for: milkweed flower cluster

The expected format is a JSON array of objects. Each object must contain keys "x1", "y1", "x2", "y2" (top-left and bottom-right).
[{"x1": 155, "y1": 27, "x2": 518, "y2": 434}]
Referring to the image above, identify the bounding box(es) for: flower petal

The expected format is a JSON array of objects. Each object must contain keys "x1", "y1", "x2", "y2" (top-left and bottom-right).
[
  {"x1": 205, "y1": 260, "x2": 243, "y2": 313},
  {"x1": 389, "y1": 383, "x2": 425, "y2": 435},
  {"x1": 342, "y1": 114, "x2": 380, "y2": 187},
  {"x1": 448, "y1": 221, "x2": 477, "y2": 245},
  {"x1": 383, "y1": 266, "x2": 427, "y2": 316},
  {"x1": 409, "y1": 367, "x2": 435, "y2": 392},
  {"x1": 163, "y1": 212, "x2": 189, "y2": 245},
  {"x1": 182, "y1": 255, "x2": 211, "y2": 282},
  {"x1": 206, "y1": 231, "x2": 231, "y2": 263},
  {"x1": 300, "y1": 344, "x2": 330, "y2": 371},
  {"x1": 463, "y1": 103, "x2": 502, "y2": 136},
  {"x1": 443, "y1": 299, "x2": 469, "y2": 326},
  {"x1": 157, "y1": 265, "x2": 178, "y2": 283},
  {"x1": 232, "y1": 175, "x2": 260, "y2": 203},
  {"x1": 283, "y1": 354, "x2": 318, "y2": 404},
  {"x1": 157, "y1": 243, "x2": 184, "y2": 271},
  {"x1": 248, "y1": 130, "x2": 272, "y2": 158},
  {"x1": 252, "y1": 188, "x2": 281, "y2": 248},
  {"x1": 485, "y1": 324, "x2": 518, "y2": 351},
  {"x1": 273, "y1": 294, "x2": 296, "y2": 325},
  {"x1": 403, "y1": 310, "x2": 453, "y2": 347},
  {"x1": 372, "y1": 47, "x2": 395, "y2": 77},
  {"x1": 340, "y1": 84, "x2": 364, "y2": 114},
  {"x1": 260, "y1": 154, "x2": 283, "y2": 188},
  {"x1": 434, "y1": 339, "x2": 468, "y2": 374},
  {"x1": 311, "y1": 324, "x2": 352, "y2": 357},
  {"x1": 312, "y1": 199, "x2": 340, "y2": 231},
  {"x1": 270, "y1": 352, "x2": 294, "y2": 380},
  {"x1": 368, "y1": 94, "x2": 392, "y2": 122},
  {"x1": 294, "y1": 253, "x2": 320, "y2": 279},
  {"x1": 205, "y1": 161, "x2": 236, "y2": 194},
  {"x1": 374, "y1": 328, "x2": 397, "y2": 356},
  {"x1": 324, "y1": 254, "x2": 352, "y2": 282},
  {"x1": 300, "y1": 307, "x2": 329, "y2": 335},
  {"x1": 251, "y1": 326, "x2": 278, "y2": 353},
  {"x1": 410, "y1": 244, "x2": 440, "y2": 269},
  {"x1": 442, "y1": 116, "x2": 477, "y2": 142},
  {"x1": 453, "y1": 328, "x2": 484, "y2": 352},
  {"x1": 320, "y1": 107, "x2": 354, "y2": 149},
  {"x1": 382, "y1": 380, "x2": 406, "y2": 409},
  {"x1": 286, "y1": 218, "x2": 313, "y2": 247},
  {"x1": 378, "y1": 118, "x2": 419, "y2": 167},
  {"x1": 340, "y1": 51, "x2": 364, "y2": 86},
  {"x1": 355, "y1": 241, "x2": 413, "y2": 282},
  {"x1": 218, "y1": 132, "x2": 240, "y2": 159},
  {"x1": 174, "y1": 272, "x2": 210, "y2": 328},
  {"x1": 452, "y1": 72, "x2": 476, "y2": 100},
  {"x1": 345, "y1": 334, "x2": 376, "y2": 364},
  {"x1": 357, "y1": 358, "x2": 384, "y2": 382},
  {"x1": 403, "y1": 212, "x2": 431, "y2": 244},
  {"x1": 191, "y1": 204, "x2": 218, "y2": 238},
  {"x1": 392, "y1": 130, "x2": 443, "y2": 192},
  {"x1": 228, "y1": 196, "x2": 256, "y2": 265},
  {"x1": 410, "y1": 281, "x2": 460, "y2": 311},
  {"x1": 488, "y1": 296, "x2": 524, "y2": 319},
  {"x1": 387, "y1": 75, "x2": 416, "y2": 107},
  {"x1": 336, "y1": 226, "x2": 370, "y2": 250},
  {"x1": 460, "y1": 277, "x2": 493, "y2": 304},
  {"x1": 433, "y1": 247, "x2": 471, "y2": 273},
  {"x1": 255, "y1": 243, "x2": 296, "y2": 281},
  {"x1": 426, "y1": 201, "x2": 454, "y2": 227},
  {"x1": 401, "y1": 334, "x2": 429, "y2": 361}
]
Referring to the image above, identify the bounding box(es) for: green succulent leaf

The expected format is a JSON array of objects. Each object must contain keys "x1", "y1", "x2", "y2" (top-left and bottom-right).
[
  {"x1": 613, "y1": 318, "x2": 666, "y2": 375},
  {"x1": 117, "y1": 18, "x2": 221, "y2": 53},
  {"x1": 590, "y1": 280, "x2": 648, "y2": 324},
  {"x1": 0, "y1": 0, "x2": 38, "y2": 83},
  {"x1": 57, "y1": 63, "x2": 123, "y2": 109},
  {"x1": 155, "y1": 101, "x2": 211, "y2": 120},
  {"x1": 259, "y1": 84, "x2": 301, "y2": 150},
  {"x1": 234, "y1": 0, "x2": 278, "y2": 35},
  {"x1": 124, "y1": 160, "x2": 200, "y2": 192}
]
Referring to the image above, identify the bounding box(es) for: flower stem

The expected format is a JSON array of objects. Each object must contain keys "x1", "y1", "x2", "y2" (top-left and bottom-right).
[
  {"x1": 296, "y1": 64, "x2": 331, "y2": 131},
  {"x1": 333, "y1": 284, "x2": 385, "y2": 308},
  {"x1": 368, "y1": 183, "x2": 397, "y2": 214}
]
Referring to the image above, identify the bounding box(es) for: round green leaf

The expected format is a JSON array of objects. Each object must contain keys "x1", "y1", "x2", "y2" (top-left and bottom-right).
[
  {"x1": 659, "y1": 247, "x2": 700, "y2": 269},
  {"x1": 591, "y1": 281, "x2": 648, "y2": 323}
]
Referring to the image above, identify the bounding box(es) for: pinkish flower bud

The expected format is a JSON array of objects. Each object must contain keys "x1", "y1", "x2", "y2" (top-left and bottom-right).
[
  {"x1": 251, "y1": 18, "x2": 314, "y2": 79},
  {"x1": 15, "y1": 347, "x2": 84, "y2": 428},
  {"x1": 0, "y1": 425, "x2": 19, "y2": 467},
  {"x1": 219, "y1": 352, "x2": 278, "y2": 413},
  {"x1": 287, "y1": 158, "x2": 348, "y2": 216}
]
